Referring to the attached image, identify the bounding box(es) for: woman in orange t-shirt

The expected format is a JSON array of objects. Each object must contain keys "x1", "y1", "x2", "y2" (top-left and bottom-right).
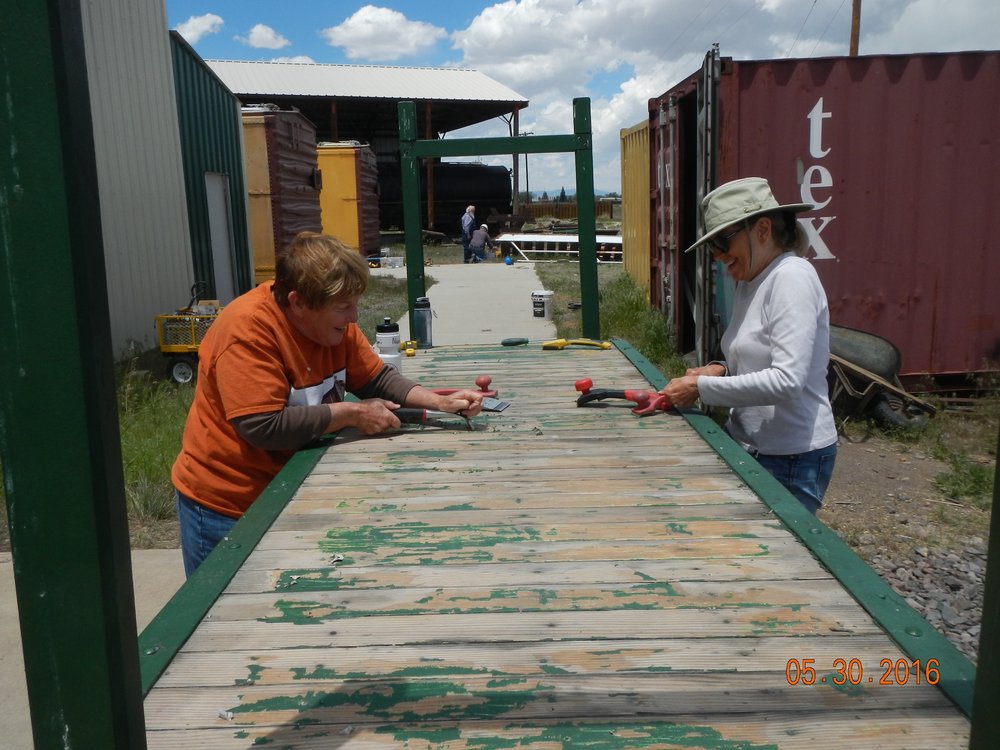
[{"x1": 172, "y1": 232, "x2": 483, "y2": 577}]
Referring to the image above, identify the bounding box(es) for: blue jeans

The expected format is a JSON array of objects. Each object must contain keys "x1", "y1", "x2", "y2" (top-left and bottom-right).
[
  {"x1": 175, "y1": 489, "x2": 238, "y2": 578},
  {"x1": 752, "y1": 442, "x2": 837, "y2": 515}
]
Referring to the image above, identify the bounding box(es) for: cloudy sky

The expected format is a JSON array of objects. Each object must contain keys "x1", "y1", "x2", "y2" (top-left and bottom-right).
[{"x1": 167, "y1": 0, "x2": 998, "y2": 193}]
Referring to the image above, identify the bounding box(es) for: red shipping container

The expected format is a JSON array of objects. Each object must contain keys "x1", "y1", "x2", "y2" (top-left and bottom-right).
[{"x1": 643, "y1": 49, "x2": 1000, "y2": 378}]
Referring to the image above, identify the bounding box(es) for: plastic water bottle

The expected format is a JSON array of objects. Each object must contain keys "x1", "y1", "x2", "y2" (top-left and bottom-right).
[
  {"x1": 413, "y1": 297, "x2": 432, "y2": 348},
  {"x1": 375, "y1": 317, "x2": 402, "y2": 372}
]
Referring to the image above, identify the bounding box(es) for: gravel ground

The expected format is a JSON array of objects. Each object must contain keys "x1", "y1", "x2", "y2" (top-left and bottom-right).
[
  {"x1": 820, "y1": 435, "x2": 990, "y2": 665},
  {"x1": 868, "y1": 538, "x2": 987, "y2": 663}
]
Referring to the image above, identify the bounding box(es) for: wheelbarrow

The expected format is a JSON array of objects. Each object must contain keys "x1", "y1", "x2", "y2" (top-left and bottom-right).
[
  {"x1": 826, "y1": 324, "x2": 935, "y2": 431},
  {"x1": 154, "y1": 282, "x2": 221, "y2": 384}
]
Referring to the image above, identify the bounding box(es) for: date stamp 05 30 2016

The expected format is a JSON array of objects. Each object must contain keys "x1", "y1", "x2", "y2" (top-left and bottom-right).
[{"x1": 785, "y1": 658, "x2": 941, "y2": 687}]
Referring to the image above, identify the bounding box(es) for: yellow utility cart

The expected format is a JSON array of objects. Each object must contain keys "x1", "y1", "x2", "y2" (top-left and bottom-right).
[{"x1": 155, "y1": 284, "x2": 220, "y2": 384}]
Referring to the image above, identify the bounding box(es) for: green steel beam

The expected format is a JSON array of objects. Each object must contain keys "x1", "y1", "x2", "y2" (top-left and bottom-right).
[
  {"x1": 613, "y1": 338, "x2": 978, "y2": 718},
  {"x1": 969, "y1": 422, "x2": 1000, "y2": 748},
  {"x1": 572, "y1": 99, "x2": 599, "y2": 339},
  {"x1": 409, "y1": 133, "x2": 582, "y2": 159},
  {"x1": 0, "y1": 1, "x2": 146, "y2": 747},
  {"x1": 396, "y1": 99, "x2": 600, "y2": 342},
  {"x1": 397, "y1": 101, "x2": 427, "y2": 340},
  {"x1": 138, "y1": 443, "x2": 328, "y2": 693}
]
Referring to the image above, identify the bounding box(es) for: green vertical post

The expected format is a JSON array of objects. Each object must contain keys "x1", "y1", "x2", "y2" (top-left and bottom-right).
[
  {"x1": 573, "y1": 98, "x2": 600, "y2": 339},
  {"x1": 397, "y1": 101, "x2": 427, "y2": 341},
  {"x1": 0, "y1": 1, "x2": 146, "y2": 747},
  {"x1": 969, "y1": 421, "x2": 1000, "y2": 748}
]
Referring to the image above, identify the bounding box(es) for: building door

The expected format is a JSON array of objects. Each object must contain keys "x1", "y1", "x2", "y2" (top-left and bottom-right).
[{"x1": 205, "y1": 172, "x2": 236, "y2": 304}]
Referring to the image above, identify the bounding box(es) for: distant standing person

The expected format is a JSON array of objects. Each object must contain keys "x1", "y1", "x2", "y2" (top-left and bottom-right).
[
  {"x1": 468, "y1": 224, "x2": 495, "y2": 263},
  {"x1": 461, "y1": 205, "x2": 476, "y2": 263},
  {"x1": 659, "y1": 177, "x2": 837, "y2": 514}
]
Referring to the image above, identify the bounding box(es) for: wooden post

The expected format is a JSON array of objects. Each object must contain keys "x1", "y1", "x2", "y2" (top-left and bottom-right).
[{"x1": 849, "y1": 0, "x2": 862, "y2": 57}]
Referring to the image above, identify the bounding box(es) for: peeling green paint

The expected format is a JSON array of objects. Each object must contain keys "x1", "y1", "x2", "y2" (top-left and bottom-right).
[
  {"x1": 666, "y1": 523, "x2": 693, "y2": 536},
  {"x1": 317, "y1": 523, "x2": 544, "y2": 565},
  {"x1": 442, "y1": 502, "x2": 476, "y2": 511},
  {"x1": 230, "y1": 679, "x2": 552, "y2": 723},
  {"x1": 826, "y1": 674, "x2": 866, "y2": 697},
  {"x1": 238, "y1": 663, "x2": 268, "y2": 686},
  {"x1": 274, "y1": 569, "x2": 372, "y2": 591},
  {"x1": 370, "y1": 504, "x2": 398, "y2": 513},
  {"x1": 539, "y1": 664, "x2": 572, "y2": 675}
]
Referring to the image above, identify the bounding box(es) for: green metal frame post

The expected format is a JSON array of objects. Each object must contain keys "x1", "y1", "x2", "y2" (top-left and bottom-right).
[
  {"x1": 397, "y1": 101, "x2": 428, "y2": 339},
  {"x1": 0, "y1": 1, "x2": 146, "y2": 747},
  {"x1": 396, "y1": 98, "x2": 600, "y2": 340},
  {"x1": 970, "y1": 421, "x2": 1000, "y2": 748},
  {"x1": 572, "y1": 99, "x2": 599, "y2": 339}
]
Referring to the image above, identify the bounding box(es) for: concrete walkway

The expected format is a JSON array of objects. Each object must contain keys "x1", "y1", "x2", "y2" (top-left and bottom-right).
[
  {"x1": 373, "y1": 259, "x2": 556, "y2": 345},
  {"x1": 1, "y1": 549, "x2": 186, "y2": 748},
  {"x1": 2, "y1": 260, "x2": 557, "y2": 747}
]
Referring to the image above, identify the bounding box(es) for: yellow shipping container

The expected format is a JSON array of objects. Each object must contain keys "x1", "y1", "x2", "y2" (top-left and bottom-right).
[
  {"x1": 620, "y1": 120, "x2": 651, "y2": 300},
  {"x1": 317, "y1": 141, "x2": 381, "y2": 258}
]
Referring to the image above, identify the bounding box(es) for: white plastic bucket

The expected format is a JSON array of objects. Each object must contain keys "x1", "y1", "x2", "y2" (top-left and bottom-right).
[{"x1": 531, "y1": 290, "x2": 554, "y2": 320}]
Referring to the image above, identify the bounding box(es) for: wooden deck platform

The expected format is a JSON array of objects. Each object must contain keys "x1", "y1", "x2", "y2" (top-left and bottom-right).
[{"x1": 140, "y1": 342, "x2": 974, "y2": 748}]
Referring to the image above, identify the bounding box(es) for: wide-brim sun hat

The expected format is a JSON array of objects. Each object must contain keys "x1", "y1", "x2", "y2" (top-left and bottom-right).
[{"x1": 683, "y1": 177, "x2": 814, "y2": 253}]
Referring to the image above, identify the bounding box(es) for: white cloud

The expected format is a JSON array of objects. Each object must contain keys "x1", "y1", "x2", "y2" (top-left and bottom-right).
[
  {"x1": 237, "y1": 23, "x2": 291, "y2": 50},
  {"x1": 271, "y1": 55, "x2": 316, "y2": 64},
  {"x1": 175, "y1": 13, "x2": 223, "y2": 44},
  {"x1": 861, "y1": 0, "x2": 1000, "y2": 54},
  {"x1": 320, "y1": 5, "x2": 447, "y2": 62}
]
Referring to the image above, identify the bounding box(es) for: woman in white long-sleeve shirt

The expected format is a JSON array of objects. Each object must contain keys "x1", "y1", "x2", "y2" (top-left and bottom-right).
[{"x1": 661, "y1": 177, "x2": 837, "y2": 513}]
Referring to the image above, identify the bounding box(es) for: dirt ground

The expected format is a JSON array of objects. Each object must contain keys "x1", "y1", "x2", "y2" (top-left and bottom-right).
[{"x1": 819, "y1": 431, "x2": 990, "y2": 562}]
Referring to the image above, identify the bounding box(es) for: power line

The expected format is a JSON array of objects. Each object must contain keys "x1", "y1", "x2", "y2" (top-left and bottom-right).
[
  {"x1": 810, "y1": 0, "x2": 849, "y2": 56},
  {"x1": 785, "y1": 0, "x2": 820, "y2": 58}
]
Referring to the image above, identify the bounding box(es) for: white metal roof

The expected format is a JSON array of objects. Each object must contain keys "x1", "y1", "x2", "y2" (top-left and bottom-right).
[{"x1": 207, "y1": 60, "x2": 527, "y2": 104}]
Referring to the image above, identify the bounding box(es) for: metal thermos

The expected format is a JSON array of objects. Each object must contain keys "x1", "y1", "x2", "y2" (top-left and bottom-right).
[
  {"x1": 375, "y1": 317, "x2": 402, "y2": 372},
  {"x1": 413, "y1": 296, "x2": 432, "y2": 347}
]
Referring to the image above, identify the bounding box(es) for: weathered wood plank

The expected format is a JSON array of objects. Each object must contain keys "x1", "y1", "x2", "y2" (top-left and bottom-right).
[
  {"x1": 178, "y1": 606, "x2": 883, "y2": 652},
  {"x1": 148, "y1": 633, "x2": 920, "y2": 687},
  {"x1": 226, "y1": 554, "x2": 832, "y2": 594},
  {"x1": 143, "y1": 672, "x2": 955, "y2": 731},
  {"x1": 235, "y1": 536, "x2": 820, "y2": 571},
  {"x1": 145, "y1": 712, "x2": 970, "y2": 750},
  {"x1": 206, "y1": 578, "x2": 856, "y2": 623}
]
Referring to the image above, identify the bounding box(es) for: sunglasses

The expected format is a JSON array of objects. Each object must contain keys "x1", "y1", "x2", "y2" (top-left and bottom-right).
[{"x1": 710, "y1": 225, "x2": 745, "y2": 253}]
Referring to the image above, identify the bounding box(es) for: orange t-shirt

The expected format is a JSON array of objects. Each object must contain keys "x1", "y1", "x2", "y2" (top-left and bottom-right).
[{"x1": 171, "y1": 282, "x2": 383, "y2": 517}]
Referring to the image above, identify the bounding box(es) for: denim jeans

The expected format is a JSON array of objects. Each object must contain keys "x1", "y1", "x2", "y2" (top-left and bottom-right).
[
  {"x1": 175, "y1": 489, "x2": 238, "y2": 578},
  {"x1": 752, "y1": 442, "x2": 837, "y2": 515}
]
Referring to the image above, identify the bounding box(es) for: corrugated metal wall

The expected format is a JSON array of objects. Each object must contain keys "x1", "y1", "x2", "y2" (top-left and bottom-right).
[
  {"x1": 620, "y1": 121, "x2": 651, "y2": 298},
  {"x1": 80, "y1": 0, "x2": 193, "y2": 356},
  {"x1": 169, "y1": 32, "x2": 252, "y2": 302}
]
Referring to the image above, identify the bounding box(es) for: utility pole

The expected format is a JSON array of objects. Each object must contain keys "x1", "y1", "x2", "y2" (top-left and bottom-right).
[{"x1": 849, "y1": 0, "x2": 862, "y2": 57}]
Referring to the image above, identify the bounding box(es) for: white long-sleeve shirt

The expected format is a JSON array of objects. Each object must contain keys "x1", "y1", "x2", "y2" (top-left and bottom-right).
[{"x1": 697, "y1": 252, "x2": 837, "y2": 455}]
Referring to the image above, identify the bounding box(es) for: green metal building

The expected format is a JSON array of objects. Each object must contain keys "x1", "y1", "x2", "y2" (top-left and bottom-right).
[{"x1": 169, "y1": 31, "x2": 253, "y2": 303}]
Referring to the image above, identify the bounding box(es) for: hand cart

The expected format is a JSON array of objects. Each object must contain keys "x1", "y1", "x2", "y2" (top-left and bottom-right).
[{"x1": 154, "y1": 282, "x2": 220, "y2": 384}]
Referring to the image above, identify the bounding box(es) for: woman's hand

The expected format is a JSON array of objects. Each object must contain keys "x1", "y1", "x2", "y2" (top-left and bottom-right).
[
  {"x1": 333, "y1": 398, "x2": 404, "y2": 434},
  {"x1": 435, "y1": 389, "x2": 484, "y2": 417},
  {"x1": 685, "y1": 363, "x2": 726, "y2": 378},
  {"x1": 659, "y1": 375, "x2": 701, "y2": 409}
]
